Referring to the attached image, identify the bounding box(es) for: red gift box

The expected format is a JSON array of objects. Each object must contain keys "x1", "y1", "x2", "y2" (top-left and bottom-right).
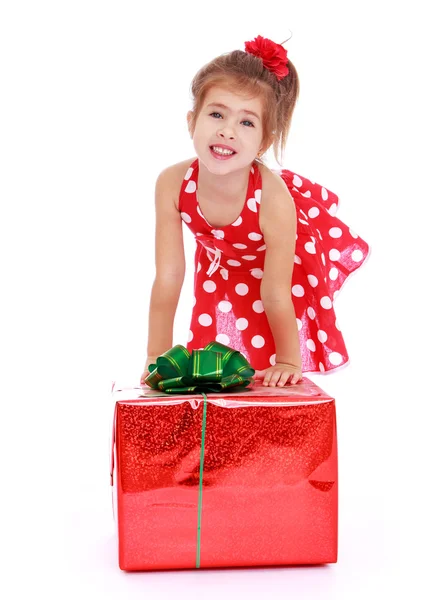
[{"x1": 110, "y1": 377, "x2": 338, "y2": 571}]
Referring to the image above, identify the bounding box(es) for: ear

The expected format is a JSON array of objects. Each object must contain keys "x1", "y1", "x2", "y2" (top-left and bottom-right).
[{"x1": 187, "y1": 111, "x2": 194, "y2": 138}]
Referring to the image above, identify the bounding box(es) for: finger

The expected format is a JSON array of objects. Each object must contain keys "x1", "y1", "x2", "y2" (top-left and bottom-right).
[
  {"x1": 267, "y1": 371, "x2": 283, "y2": 387},
  {"x1": 290, "y1": 372, "x2": 301, "y2": 385},
  {"x1": 254, "y1": 369, "x2": 267, "y2": 380},
  {"x1": 277, "y1": 371, "x2": 291, "y2": 387},
  {"x1": 262, "y1": 369, "x2": 275, "y2": 386}
]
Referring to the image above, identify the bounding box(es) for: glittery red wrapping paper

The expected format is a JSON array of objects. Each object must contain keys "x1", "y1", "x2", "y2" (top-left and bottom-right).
[{"x1": 110, "y1": 378, "x2": 338, "y2": 571}]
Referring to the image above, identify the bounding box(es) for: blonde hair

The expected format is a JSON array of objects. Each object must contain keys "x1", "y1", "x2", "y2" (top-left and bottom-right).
[{"x1": 188, "y1": 48, "x2": 300, "y2": 166}]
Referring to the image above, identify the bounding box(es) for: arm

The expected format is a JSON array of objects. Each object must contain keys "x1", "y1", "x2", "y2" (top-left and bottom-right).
[
  {"x1": 260, "y1": 177, "x2": 302, "y2": 369},
  {"x1": 146, "y1": 167, "x2": 186, "y2": 358}
]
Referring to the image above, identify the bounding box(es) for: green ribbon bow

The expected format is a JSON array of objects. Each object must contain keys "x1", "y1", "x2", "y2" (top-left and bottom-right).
[{"x1": 144, "y1": 341, "x2": 255, "y2": 393}]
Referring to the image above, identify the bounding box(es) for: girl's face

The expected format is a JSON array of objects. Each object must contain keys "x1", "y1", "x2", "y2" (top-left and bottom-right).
[{"x1": 188, "y1": 85, "x2": 265, "y2": 175}]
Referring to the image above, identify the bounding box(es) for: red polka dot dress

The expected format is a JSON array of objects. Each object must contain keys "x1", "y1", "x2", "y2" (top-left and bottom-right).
[{"x1": 178, "y1": 158, "x2": 369, "y2": 373}]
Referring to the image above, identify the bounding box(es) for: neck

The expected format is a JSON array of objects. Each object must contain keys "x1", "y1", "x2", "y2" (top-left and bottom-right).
[{"x1": 197, "y1": 160, "x2": 253, "y2": 199}]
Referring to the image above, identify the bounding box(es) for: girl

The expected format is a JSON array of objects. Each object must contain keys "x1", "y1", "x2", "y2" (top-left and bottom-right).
[{"x1": 140, "y1": 35, "x2": 369, "y2": 387}]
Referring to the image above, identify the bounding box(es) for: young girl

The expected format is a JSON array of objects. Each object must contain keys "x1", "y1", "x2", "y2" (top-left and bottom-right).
[{"x1": 140, "y1": 35, "x2": 369, "y2": 388}]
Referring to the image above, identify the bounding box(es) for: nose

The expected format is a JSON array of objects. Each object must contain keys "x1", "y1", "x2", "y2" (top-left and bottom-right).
[{"x1": 218, "y1": 125, "x2": 235, "y2": 140}]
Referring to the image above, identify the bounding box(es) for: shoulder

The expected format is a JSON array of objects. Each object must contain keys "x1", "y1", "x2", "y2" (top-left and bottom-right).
[
  {"x1": 257, "y1": 162, "x2": 293, "y2": 199},
  {"x1": 156, "y1": 157, "x2": 197, "y2": 211},
  {"x1": 257, "y1": 162, "x2": 296, "y2": 232}
]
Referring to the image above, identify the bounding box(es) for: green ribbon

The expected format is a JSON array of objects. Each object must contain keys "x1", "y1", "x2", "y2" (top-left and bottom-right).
[
  {"x1": 144, "y1": 341, "x2": 255, "y2": 393},
  {"x1": 144, "y1": 342, "x2": 255, "y2": 567}
]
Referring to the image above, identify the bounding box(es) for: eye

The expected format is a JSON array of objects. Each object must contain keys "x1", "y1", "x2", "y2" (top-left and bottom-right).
[
  {"x1": 242, "y1": 120, "x2": 255, "y2": 127},
  {"x1": 210, "y1": 112, "x2": 222, "y2": 119}
]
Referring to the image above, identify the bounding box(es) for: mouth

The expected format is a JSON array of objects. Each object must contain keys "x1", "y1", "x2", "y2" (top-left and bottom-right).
[{"x1": 209, "y1": 145, "x2": 237, "y2": 160}]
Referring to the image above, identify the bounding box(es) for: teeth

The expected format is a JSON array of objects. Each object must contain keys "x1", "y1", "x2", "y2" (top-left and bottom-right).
[{"x1": 212, "y1": 146, "x2": 234, "y2": 155}]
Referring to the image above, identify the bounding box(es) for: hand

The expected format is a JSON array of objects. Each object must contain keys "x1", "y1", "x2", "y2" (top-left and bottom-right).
[
  {"x1": 140, "y1": 356, "x2": 157, "y2": 385},
  {"x1": 254, "y1": 362, "x2": 302, "y2": 387}
]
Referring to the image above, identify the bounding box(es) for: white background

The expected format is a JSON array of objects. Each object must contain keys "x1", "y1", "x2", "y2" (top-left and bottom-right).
[{"x1": 1, "y1": 1, "x2": 434, "y2": 598}]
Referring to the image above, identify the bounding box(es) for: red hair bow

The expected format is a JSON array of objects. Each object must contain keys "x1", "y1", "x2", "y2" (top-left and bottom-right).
[{"x1": 244, "y1": 35, "x2": 289, "y2": 81}]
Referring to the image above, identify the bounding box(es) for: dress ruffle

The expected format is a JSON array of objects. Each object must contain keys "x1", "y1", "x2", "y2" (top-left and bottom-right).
[{"x1": 277, "y1": 168, "x2": 370, "y2": 372}]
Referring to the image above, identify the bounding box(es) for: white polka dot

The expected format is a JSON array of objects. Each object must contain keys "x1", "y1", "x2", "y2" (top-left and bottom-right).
[
  {"x1": 252, "y1": 300, "x2": 264, "y2": 313},
  {"x1": 216, "y1": 333, "x2": 230, "y2": 345},
  {"x1": 235, "y1": 283, "x2": 249, "y2": 296},
  {"x1": 232, "y1": 216, "x2": 243, "y2": 226},
  {"x1": 197, "y1": 262, "x2": 202, "y2": 273},
  {"x1": 308, "y1": 207, "x2": 320, "y2": 218},
  {"x1": 321, "y1": 187, "x2": 328, "y2": 200},
  {"x1": 329, "y1": 267, "x2": 339, "y2": 281},
  {"x1": 185, "y1": 180, "x2": 196, "y2": 193},
  {"x1": 292, "y1": 284, "x2": 305, "y2": 297},
  {"x1": 218, "y1": 300, "x2": 232, "y2": 313},
  {"x1": 321, "y1": 253, "x2": 326, "y2": 266},
  {"x1": 242, "y1": 255, "x2": 256, "y2": 261},
  {"x1": 247, "y1": 198, "x2": 258, "y2": 212},
  {"x1": 349, "y1": 228, "x2": 358, "y2": 239},
  {"x1": 251, "y1": 335, "x2": 265, "y2": 348},
  {"x1": 236, "y1": 318, "x2": 248, "y2": 331},
  {"x1": 198, "y1": 313, "x2": 212, "y2": 326},
  {"x1": 254, "y1": 189, "x2": 262, "y2": 203},
  {"x1": 211, "y1": 229, "x2": 224, "y2": 239},
  {"x1": 307, "y1": 307, "x2": 316, "y2": 320},
  {"x1": 187, "y1": 329, "x2": 193, "y2": 342},
  {"x1": 248, "y1": 232, "x2": 263, "y2": 241},
  {"x1": 320, "y1": 296, "x2": 332, "y2": 309},
  {"x1": 227, "y1": 259, "x2": 241, "y2": 267},
  {"x1": 302, "y1": 190, "x2": 311, "y2": 198},
  {"x1": 181, "y1": 212, "x2": 192, "y2": 223},
  {"x1": 251, "y1": 269, "x2": 263, "y2": 279},
  {"x1": 328, "y1": 203, "x2": 338, "y2": 216},
  {"x1": 294, "y1": 255, "x2": 302, "y2": 265},
  {"x1": 335, "y1": 320, "x2": 341, "y2": 331},
  {"x1": 269, "y1": 354, "x2": 276, "y2": 366},
  {"x1": 306, "y1": 339, "x2": 316, "y2": 352},
  {"x1": 296, "y1": 318, "x2": 302, "y2": 331},
  {"x1": 317, "y1": 330, "x2": 328, "y2": 343},
  {"x1": 319, "y1": 362, "x2": 325, "y2": 372},
  {"x1": 257, "y1": 244, "x2": 266, "y2": 251},
  {"x1": 184, "y1": 167, "x2": 194, "y2": 180},
  {"x1": 333, "y1": 290, "x2": 339, "y2": 300},
  {"x1": 220, "y1": 268, "x2": 229, "y2": 280},
  {"x1": 203, "y1": 280, "x2": 216, "y2": 293},
  {"x1": 299, "y1": 218, "x2": 309, "y2": 225},
  {"x1": 307, "y1": 275, "x2": 318, "y2": 287},
  {"x1": 329, "y1": 352, "x2": 343, "y2": 366},
  {"x1": 316, "y1": 228, "x2": 323, "y2": 241},
  {"x1": 329, "y1": 249, "x2": 341, "y2": 261},
  {"x1": 304, "y1": 241, "x2": 316, "y2": 254},
  {"x1": 300, "y1": 209, "x2": 308, "y2": 219},
  {"x1": 197, "y1": 206, "x2": 206, "y2": 219},
  {"x1": 233, "y1": 243, "x2": 247, "y2": 249},
  {"x1": 329, "y1": 227, "x2": 342, "y2": 238},
  {"x1": 293, "y1": 174, "x2": 303, "y2": 187},
  {"x1": 352, "y1": 249, "x2": 364, "y2": 262}
]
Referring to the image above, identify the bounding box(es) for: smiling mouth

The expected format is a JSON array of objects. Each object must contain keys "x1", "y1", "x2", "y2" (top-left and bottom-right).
[{"x1": 210, "y1": 146, "x2": 237, "y2": 157}]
